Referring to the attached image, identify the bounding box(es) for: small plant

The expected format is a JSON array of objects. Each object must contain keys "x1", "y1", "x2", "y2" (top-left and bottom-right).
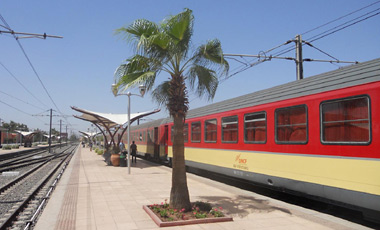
[
  {"x1": 148, "y1": 200, "x2": 226, "y2": 222},
  {"x1": 2, "y1": 145, "x2": 11, "y2": 150},
  {"x1": 210, "y1": 207, "x2": 224, "y2": 217},
  {"x1": 11, "y1": 145, "x2": 19, "y2": 149},
  {"x1": 160, "y1": 209, "x2": 168, "y2": 218}
]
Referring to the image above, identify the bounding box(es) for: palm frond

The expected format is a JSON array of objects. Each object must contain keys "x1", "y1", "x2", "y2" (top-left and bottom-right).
[
  {"x1": 163, "y1": 8, "x2": 194, "y2": 59},
  {"x1": 115, "y1": 19, "x2": 159, "y2": 54},
  {"x1": 114, "y1": 55, "x2": 158, "y2": 94},
  {"x1": 193, "y1": 39, "x2": 229, "y2": 77},
  {"x1": 188, "y1": 65, "x2": 218, "y2": 101},
  {"x1": 151, "y1": 81, "x2": 170, "y2": 107}
]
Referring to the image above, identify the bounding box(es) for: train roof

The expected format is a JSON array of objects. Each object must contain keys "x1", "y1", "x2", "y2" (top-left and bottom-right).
[
  {"x1": 130, "y1": 118, "x2": 166, "y2": 131},
  {"x1": 132, "y1": 58, "x2": 380, "y2": 127},
  {"x1": 185, "y1": 57, "x2": 380, "y2": 119}
]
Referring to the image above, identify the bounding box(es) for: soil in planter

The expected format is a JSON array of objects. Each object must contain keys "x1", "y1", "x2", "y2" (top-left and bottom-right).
[{"x1": 148, "y1": 201, "x2": 225, "y2": 222}]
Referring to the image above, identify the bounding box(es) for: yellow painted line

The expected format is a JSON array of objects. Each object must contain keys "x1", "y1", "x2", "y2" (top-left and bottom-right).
[{"x1": 168, "y1": 146, "x2": 380, "y2": 196}]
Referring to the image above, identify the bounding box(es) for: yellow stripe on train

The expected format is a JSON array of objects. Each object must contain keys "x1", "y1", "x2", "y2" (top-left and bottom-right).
[{"x1": 168, "y1": 146, "x2": 380, "y2": 196}]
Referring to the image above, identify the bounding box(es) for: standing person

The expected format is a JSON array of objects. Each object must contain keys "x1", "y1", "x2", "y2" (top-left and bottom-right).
[
  {"x1": 130, "y1": 141, "x2": 137, "y2": 163},
  {"x1": 119, "y1": 141, "x2": 125, "y2": 153},
  {"x1": 89, "y1": 142, "x2": 93, "y2": 151}
]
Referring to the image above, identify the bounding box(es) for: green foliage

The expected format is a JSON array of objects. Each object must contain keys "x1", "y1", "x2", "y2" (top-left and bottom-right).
[
  {"x1": 1, "y1": 120, "x2": 29, "y2": 132},
  {"x1": 2, "y1": 145, "x2": 11, "y2": 150},
  {"x1": 11, "y1": 145, "x2": 19, "y2": 149},
  {"x1": 114, "y1": 8, "x2": 229, "y2": 108},
  {"x1": 96, "y1": 149, "x2": 104, "y2": 155},
  {"x1": 160, "y1": 209, "x2": 168, "y2": 218},
  {"x1": 210, "y1": 207, "x2": 224, "y2": 217}
]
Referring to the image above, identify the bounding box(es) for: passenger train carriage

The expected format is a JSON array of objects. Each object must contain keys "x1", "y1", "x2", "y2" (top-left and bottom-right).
[{"x1": 129, "y1": 58, "x2": 380, "y2": 219}]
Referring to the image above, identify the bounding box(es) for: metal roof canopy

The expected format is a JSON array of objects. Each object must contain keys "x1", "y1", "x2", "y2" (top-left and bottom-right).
[
  {"x1": 71, "y1": 106, "x2": 160, "y2": 148},
  {"x1": 14, "y1": 131, "x2": 39, "y2": 137},
  {"x1": 79, "y1": 131, "x2": 101, "y2": 138}
]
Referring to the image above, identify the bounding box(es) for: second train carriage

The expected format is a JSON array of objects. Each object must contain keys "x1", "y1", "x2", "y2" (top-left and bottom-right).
[{"x1": 128, "y1": 58, "x2": 380, "y2": 218}]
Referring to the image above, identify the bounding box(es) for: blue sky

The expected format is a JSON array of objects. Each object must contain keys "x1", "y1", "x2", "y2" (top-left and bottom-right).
[{"x1": 1, "y1": 0, "x2": 379, "y2": 135}]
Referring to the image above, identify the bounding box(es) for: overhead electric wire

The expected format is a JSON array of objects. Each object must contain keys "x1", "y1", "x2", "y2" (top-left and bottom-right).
[
  {"x1": 0, "y1": 99, "x2": 33, "y2": 116},
  {"x1": 0, "y1": 13, "x2": 62, "y2": 113},
  {"x1": 0, "y1": 90, "x2": 46, "y2": 111},
  {"x1": 227, "y1": 3, "x2": 380, "y2": 79},
  {"x1": 301, "y1": 0, "x2": 380, "y2": 36},
  {"x1": 308, "y1": 9, "x2": 380, "y2": 43},
  {"x1": 0, "y1": 12, "x2": 72, "y2": 126},
  {"x1": 0, "y1": 61, "x2": 48, "y2": 108},
  {"x1": 303, "y1": 42, "x2": 339, "y2": 61}
]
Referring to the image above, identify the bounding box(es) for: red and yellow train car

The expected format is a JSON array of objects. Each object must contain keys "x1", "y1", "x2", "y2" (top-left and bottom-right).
[{"x1": 130, "y1": 58, "x2": 380, "y2": 219}]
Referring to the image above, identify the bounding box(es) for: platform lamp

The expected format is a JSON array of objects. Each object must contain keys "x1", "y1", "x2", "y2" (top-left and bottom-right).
[{"x1": 112, "y1": 83, "x2": 146, "y2": 174}]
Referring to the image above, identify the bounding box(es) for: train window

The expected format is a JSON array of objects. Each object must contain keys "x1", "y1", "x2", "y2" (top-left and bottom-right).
[
  {"x1": 222, "y1": 116, "x2": 238, "y2": 143},
  {"x1": 205, "y1": 119, "x2": 217, "y2": 143},
  {"x1": 275, "y1": 105, "x2": 308, "y2": 144},
  {"x1": 191, "y1": 122, "x2": 201, "y2": 142},
  {"x1": 244, "y1": 112, "x2": 266, "y2": 143},
  {"x1": 139, "y1": 132, "x2": 142, "y2": 141},
  {"x1": 321, "y1": 96, "x2": 370, "y2": 144},
  {"x1": 143, "y1": 131, "x2": 146, "y2": 142},
  {"x1": 149, "y1": 130, "x2": 153, "y2": 142},
  {"x1": 184, "y1": 123, "x2": 188, "y2": 143}
]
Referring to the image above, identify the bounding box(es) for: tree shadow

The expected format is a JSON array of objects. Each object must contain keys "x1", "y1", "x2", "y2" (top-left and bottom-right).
[{"x1": 199, "y1": 195, "x2": 291, "y2": 218}]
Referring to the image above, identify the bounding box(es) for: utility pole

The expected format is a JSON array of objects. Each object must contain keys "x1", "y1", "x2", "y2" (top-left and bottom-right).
[
  {"x1": 49, "y1": 109, "x2": 52, "y2": 153},
  {"x1": 59, "y1": 119, "x2": 62, "y2": 148},
  {"x1": 66, "y1": 125, "x2": 68, "y2": 146},
  {"x1": 224, "y1": 34, "x2": 357, "y2": 81},
  {"x1": 295, "y1": 34, "x2": 304, "y2": 80}
]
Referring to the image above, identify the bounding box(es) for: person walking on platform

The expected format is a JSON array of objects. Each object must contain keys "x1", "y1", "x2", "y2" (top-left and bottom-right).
[
  {"x1": 131, "y1": 141, "x2": 137, "y2": 163},
  {"x1": 119, "y1": 141, "x2": 125, "y2": 153}
]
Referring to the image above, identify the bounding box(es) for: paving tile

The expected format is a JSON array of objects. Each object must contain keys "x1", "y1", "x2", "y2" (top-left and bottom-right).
[{"x1": 135, "y1": 220, "x2": 159, "y2": 229}]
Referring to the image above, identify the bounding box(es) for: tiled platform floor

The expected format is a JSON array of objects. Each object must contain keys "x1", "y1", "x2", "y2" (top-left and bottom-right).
[{"x1": 34, "y1": 145, "x2": 371, "y2": 230}]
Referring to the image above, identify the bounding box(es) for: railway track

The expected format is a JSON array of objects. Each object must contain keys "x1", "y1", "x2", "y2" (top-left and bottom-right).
[{"x1": 0, "y1": 144, "x2": 77, "y2": 230}]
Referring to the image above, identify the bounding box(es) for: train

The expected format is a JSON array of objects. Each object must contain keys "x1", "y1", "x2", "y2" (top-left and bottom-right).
[{"x1": 127, "y1": 58, "x2": 380, "y2": 220}]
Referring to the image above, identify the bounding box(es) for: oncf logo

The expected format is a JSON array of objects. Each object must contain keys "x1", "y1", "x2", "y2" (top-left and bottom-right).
[{"x1": 235, "y1": 154, "x2": 247, "y2": 164}]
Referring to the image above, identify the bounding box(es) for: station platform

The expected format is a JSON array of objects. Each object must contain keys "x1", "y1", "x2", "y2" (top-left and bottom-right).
[{"x1": 34, "y1": 145, "x2": 371, "y2": 230}]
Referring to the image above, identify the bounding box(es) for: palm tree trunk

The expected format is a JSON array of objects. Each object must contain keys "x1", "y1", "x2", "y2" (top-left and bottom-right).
[
  {"x1": 168, "y1": 74, "x2": 191, "y2": 211},
  {"x1": 170, "y1": 114, "x2": 191, "y2": 210}
]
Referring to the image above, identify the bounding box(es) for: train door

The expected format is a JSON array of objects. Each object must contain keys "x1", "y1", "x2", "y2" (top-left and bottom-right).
[
  {"x1": 154, "y1": 127, "x2": 159, "y2": 158},
  {"x1": 164, "y1": 125, "x2": 169, "y2": 155}
]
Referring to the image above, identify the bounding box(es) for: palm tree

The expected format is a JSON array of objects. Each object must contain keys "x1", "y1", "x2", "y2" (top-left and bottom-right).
[{"x1": 113, "y1": 8, "x2": 229, "y2": 210}]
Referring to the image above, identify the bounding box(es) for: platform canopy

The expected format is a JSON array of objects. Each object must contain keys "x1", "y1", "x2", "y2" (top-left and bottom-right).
[
  {"x1": 71, "y1": 106, "x2": 160, "y2": 149},
  {"x1": 71, "y1": 106, "x2": 160, "y2": 129},
  {"x1": 15, "y1": 131, "x2": 39, "y2": 137},
  {"x1": 79, "y1": 131, "x2": 100, "y2": 137}
]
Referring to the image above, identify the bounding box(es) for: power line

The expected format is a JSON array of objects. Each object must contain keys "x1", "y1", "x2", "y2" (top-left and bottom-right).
[
  {"x1": 0, "y1": 12, "x2": 72, "y2": 127},
  {"x1": 224, "y1": 3, "x2": 380, "y2": 79},
  {"x1": 308, "y1": 9, "x2": 380, "y2": 43},
  {"x1": 0, "y1": 90, "x2": 46, "y2": 111},
  {"x1": 0, "y1": 99, "x2": 32, "y2": 116},
  {"x1": 301, "y1": 0, "x2": 380, "y2": 36},
  {"x1": 0, "y1": 61, "x2": 49, "y2": 108},
  {"x1": 0, "y1": 13, "x2": 63, "y2": 113}
]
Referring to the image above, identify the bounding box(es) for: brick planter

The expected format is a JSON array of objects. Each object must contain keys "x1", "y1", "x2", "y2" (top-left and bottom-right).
[{"x1": 143, "y1": 205, "x2": 233, "y2": 227}]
